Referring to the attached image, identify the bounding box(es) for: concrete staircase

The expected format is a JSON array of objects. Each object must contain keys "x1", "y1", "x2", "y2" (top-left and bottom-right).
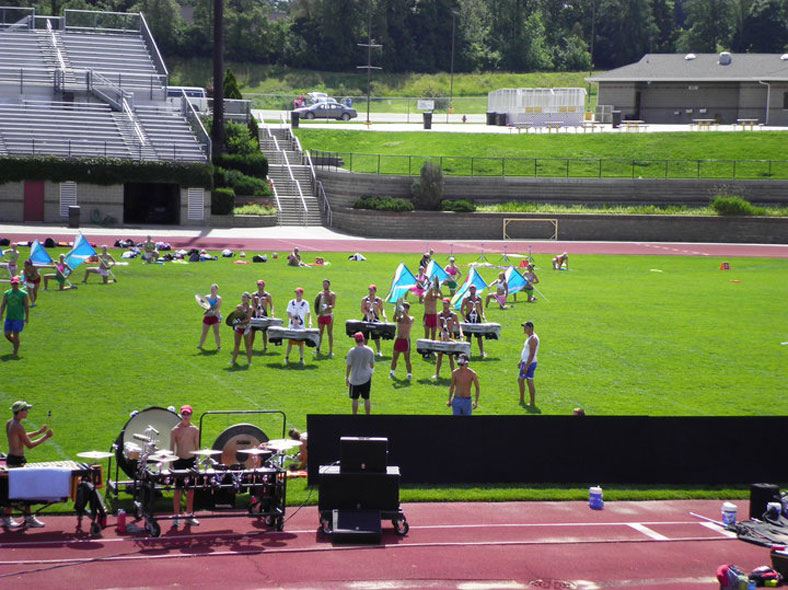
[{"x1": 259, "y1": 126, "x2": 322, "y2": 226}]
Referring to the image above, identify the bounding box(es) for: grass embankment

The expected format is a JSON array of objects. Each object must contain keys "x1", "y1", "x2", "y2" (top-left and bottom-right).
[
  {"x1": 3, "y1": 251, "x2": 785, "y2": 506},
  {"x1": 478, "y1": 203, "x2": 788, "y2": 217},
  {"x1": 167, "y1": 59, "x2": 599, "y2": 112}
]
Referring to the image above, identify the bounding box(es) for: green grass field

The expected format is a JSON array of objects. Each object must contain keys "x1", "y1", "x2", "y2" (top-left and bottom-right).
[{"x1": 3, "y1": 249, "x2": 786, "y2": 504}]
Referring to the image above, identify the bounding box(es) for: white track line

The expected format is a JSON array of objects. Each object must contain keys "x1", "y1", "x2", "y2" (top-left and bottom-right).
[
  {"x1": 626, "y1": 523, "x2": 670, "y2": 541},
  {"x1": 699, "y1": 521, "x2": 738, "y2": 538}
]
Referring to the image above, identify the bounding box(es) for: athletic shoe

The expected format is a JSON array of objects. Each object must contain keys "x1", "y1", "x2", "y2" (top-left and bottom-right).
[
  {"x1": 389, "y1": 371, "x2": 395, "y2": 379},
  {"x1": 376, "y1": 352, "x2": 383, "y2": 358},
  {"x1": 1, "y1": 516, "x2": 21, "y2": 529},
  {"x1": 185, "y1": 516, "x2": 199, "y2": 526},
  {"x1": 431, "y1": 374, "x2": 438, "y2": 380},
  {"x1": 283, "y1": 358, "x2": 288, "y2": 366},
  {"x1": 406, "y1": 373, "x2": 412, "y2": 380},
  {"x1": 481, "y1": 352, "x2": 487, "y2": 359},
  {"x1": 299, "y1": 359, "x2": 304, "y2": 366},
  {"x1": 24, "y1": 515, "x2": 45, "y2": 528},
  {"x1": 197, "y1": 345, "x2": 202, "y2": 350},
  {"x1": 329, "y1": 352, "x2": 334, "y2": 358}
]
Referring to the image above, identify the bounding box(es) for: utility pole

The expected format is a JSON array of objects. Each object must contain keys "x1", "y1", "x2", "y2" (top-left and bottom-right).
[
  {"x1": 356, "y1": 0, "x2": 381, "y2": 125},
  {"x1": 212, "y1": 0, "x2": 225, "y2": 157},
  {"x1": 448, "y1": 9, "x2": 458, "y2": 123}
]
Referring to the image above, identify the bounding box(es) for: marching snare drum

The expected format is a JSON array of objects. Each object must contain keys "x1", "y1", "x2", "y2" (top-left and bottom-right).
[
  {"x1": 416, "y1": 339, "x2": 471, "y2": 357},
  {"x1": 345, "y1": 320, "x2": 396, "y2": 340},
  {"x1": 250, "y1": 317, "x2": 284, "y2": 330},
  {"x1": 454, "y1": 322, "x2": 501, "y2": 340}
]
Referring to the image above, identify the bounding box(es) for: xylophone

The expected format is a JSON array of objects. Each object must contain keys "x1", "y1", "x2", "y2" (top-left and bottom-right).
[
  {"x1": 345, "y1": 320, "x2": 396, "y2": 340},
  {"x1": 453, "y1": 322, "x2": 501, "y2": 340},
  {"x1": 250, "y1": 317, "x2": 284, "y2": 329},
  {"x1": 266, "y1": 326, "x2": 320, "y2": 347},
  {"x1": 415, "y1": 339, "x2": 471, "y2": 357},
  {"x1": 0, "y1": 460, "x2": 107, "y2": 536}
]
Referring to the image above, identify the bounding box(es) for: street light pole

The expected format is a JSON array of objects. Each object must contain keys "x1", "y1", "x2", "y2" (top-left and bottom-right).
[
  {"x1": 356, "y1": 0, "x2": 382, "y2": 125},
  {"x1": 448, "y1": 10, "x2": 458, "y2": 123}
]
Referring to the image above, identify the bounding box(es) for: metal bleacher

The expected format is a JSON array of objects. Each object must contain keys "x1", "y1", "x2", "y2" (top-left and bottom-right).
[{"x1": 0, "y1": 7, "x2": 208, "y2": 163}]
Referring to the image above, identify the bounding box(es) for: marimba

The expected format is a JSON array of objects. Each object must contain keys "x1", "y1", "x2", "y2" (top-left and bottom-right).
[
  {"x1": 250, "y1": 317, "x2": 284, "y2": 329},
  {"x1": 415, "y1": 339, "x2": 471, "y2": 357},
  {"x1": 345, "y1": 320, "x2": 396, "y2": 340},
  {"x1": 453, "y1": 322, "x2": 501, "y2": 340},
  {"x1": 266, "y1": 326, "x2": 321, "y2": 348}
]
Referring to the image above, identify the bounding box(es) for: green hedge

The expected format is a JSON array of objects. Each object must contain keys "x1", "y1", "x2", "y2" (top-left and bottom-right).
[
  {"x1": 711, "y1": 195, "x2": 765, "y2": 216},
  {"x1": 353, "y1": 195, "x2": 414, "y2": 212},
  {"x1": 212, "y1": 187, "x2": 235, "y2": 215},
  {"x1": 215, "y1": 167, "x2": 271, "y2": 196},
  {"x1": 441, "y1": 199, "x2": 477, "y2": 212},
  {"x1": 214, "y1": 153, "x2": 268, "y2": 178},
  {"x1": 0, "y1": 156, "x2": 212, "y2": 187}
]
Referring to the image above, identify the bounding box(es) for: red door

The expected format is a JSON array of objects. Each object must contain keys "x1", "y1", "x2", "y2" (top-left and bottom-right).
[{"x1": 23, "y1": 181, "x2": 45, "y2": 222}]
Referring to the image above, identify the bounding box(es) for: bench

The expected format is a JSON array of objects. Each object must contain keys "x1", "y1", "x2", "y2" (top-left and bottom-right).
[
  {"x1": 543, "y1": 121, "x2": 564, "y2": 133},
  {"x1": 507, "y1": 122, "x2": 533, "y2": 134},
  {"x1": 621, "y1": 120, "x2": 647, "y2": 132},
  {"x1": 581, "y1": 122, "x2": 604, "y2": 133},
  {"x1": 691, "y1": 119, "x2": 717, "y2": 131},
  {"x1": 734, "y1": 118, "x2": 759, "y2": 131}
]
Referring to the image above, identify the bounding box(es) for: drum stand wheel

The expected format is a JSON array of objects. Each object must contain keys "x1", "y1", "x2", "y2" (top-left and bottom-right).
[
  {"x1": 145, "y1": 517, "x2": 161, "y2": 538},
  {"x1": 393, "y1": 516, "x2": 409, "y2": 536},
  {"x1": 90, "y1": 521, "x2": 102, "y2": 538},
  {"x1": 319, "y1": 514, "x2": 331, "y2": 535}
]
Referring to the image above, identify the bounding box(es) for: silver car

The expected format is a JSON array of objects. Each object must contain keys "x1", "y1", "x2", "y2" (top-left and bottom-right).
[{"x1": 293, "y1": 99, "x2": 357, "y2": 121}]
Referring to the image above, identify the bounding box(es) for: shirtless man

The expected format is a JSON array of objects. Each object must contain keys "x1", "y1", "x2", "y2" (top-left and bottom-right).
[
  {"x1": 82, "y1": 245, "x2": 117, "y2": 284},
  {"x1": 360, "y1": 284, "x2": 386, "y2": 358},
  {"x1": 170, "y1": 405, "x2": 200, "y2": 528},
  {"x1": 524, "y1": 264, "x2": 540, "y2": 303},
  {"x1": 433, "y1": 298, "x2": 463, "y2": 380},
  {"x1": 461, "y1": 285, "x2": 486, "y2": 358},
  {"x1": 251, "y1": 280, "x2": 274, "y2": 352},
  {"x1": 553, "y1": 252, "x2": 569, "y2": 270},
  {"x1": 3, "y1": 401, "x2": 53, "y2": 529},
  {"x1": 446, "y1": 355, "x2": 480, "y2": 416},
  {"x1": 422, "y1": 276, "x2": 442, "y2": 340},
  {"x1": 389, "y1": 301, "x2": 414, "y2": 380},
  {"x1": 315, "y1": 279, "x2": 336, "y2": 357}
]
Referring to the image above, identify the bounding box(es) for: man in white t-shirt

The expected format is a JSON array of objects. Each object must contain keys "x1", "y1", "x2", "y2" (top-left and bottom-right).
[
  {"x1": 518, "y1": 321, "x2": 539, "y2": 407},
  {"x1": 285, "y1": 287, "x2": 311, "y2": 365}
]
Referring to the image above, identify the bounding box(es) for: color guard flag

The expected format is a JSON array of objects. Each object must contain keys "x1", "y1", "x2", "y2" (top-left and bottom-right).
[
  {"x1": 64, "y1": 233, "x2": 96, "y2": 271},
  {"x1": 425, "y1": 260, "x2": 449, "y2": 284},
  {"x1": 504, "y1": 265, "x2": 529, "y2": 295},
  {"x1": 385, "y1": 263, "x2": 418, "y2": 303},
  {"x1": 450, "y1": 267, "x2": 488, "y2": 309},
  {"x1": 28, "y1": 239, "x2": 53, "y2": 265}
]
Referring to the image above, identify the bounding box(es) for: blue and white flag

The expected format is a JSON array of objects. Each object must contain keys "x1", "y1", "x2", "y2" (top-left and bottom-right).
[
  {"x1": 450, "y1": 267, "x2": 488, "y2": 309},
  {"x1": 64, "y1": 233, "x2": 96, "y2": 271},
  {"x1": 28, "y1": 239, "x2": 53, "y2": 265},
  {"x1": 504, "y1": 265, "x2": 530, "y2": 295},
  {"x1": 385, "y1": 263, "x2": 418, "y2": 303},
  {"x1": 425, "y1": 260, "x2": 449, "y2": 284}
]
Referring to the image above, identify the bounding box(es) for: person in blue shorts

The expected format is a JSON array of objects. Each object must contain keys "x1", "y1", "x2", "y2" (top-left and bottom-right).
[
  {"x1": 518, "y1": 321, "x2": 540, "y2": 406},
  {"x1": 1, "y1": 276, "x2": 29, "y2": 358},
  {"x1": 447, "y1": 354, "x2": 479, "y2": 415}
]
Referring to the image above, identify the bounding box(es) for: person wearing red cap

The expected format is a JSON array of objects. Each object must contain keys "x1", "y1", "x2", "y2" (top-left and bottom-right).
[
  {"x1": 251, "y1": 279, "x2": 274, "y2": 352},
  {"x1": 315, "y1": 279, "x2": 336, "y2": 357},
  {"x1": 389, "y1": 301, "x2": 413, "y2": 380},
  {"x1": 360, "y1": 284, "x2": 386, "y2": 357},
  {"x1": 285, "y1": 287, "x2": 311, "y2": 365},
  {"x1": 170, "y1": 405, "x2": 200, "y2": 527},
  {"x1": 346, "y1": 332, "x2": 375, "y2": 414},
  {"x1": 433, "y1": 297, "x2": 463, "y2": 380},
  {"x1": 461, "y1": 284, "x2": 486, "y2": 358},
  {"x1": 1, "y1": 275, "x2": 29, "y2": 358}
]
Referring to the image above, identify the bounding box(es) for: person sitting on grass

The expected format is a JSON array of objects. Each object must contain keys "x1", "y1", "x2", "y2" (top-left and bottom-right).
[
  {"x1": 43, "y1": 254, "x2": 76, "y2": 291},
  {"x1": 485, "y1": 272, "x2": 510, "y2": 310},
  {"x1": 287, "y1": 247, "x2": 307, "y2": 267},
  {"x1": 523, "y1": 264, "x2": 539, "y2": 303},
  {"x1": 288, "y1": 428, "x2": 308, "y2": 470},
  {"x1": 553, "y1": 252, "x2": 569, "y2": 270},
  {"x1": 82, "y1": 246, "x2": 117, "y2": 284},
  {"x1": 143, "y1": 235, "x2": 159, "y2": 264}
]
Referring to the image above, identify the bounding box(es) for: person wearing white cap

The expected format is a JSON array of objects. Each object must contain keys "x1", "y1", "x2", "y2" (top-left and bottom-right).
[
  {"x1": 1, "y1": 275, "x2": 29, "y2": 358},
  {"x1": 3, "y1": 401, "x2": 53, "y2": 529},
  {"x1": 285, "y1": 287, "x2": 311, "y2": 365},
  {"x1": 447, "y1": 355, "x2": 479, "y2": 416}
]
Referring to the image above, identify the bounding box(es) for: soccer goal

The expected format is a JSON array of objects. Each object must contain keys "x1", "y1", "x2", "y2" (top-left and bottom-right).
[{"x1": 502, "y1": 218, "x2": 558, "y2": 240}]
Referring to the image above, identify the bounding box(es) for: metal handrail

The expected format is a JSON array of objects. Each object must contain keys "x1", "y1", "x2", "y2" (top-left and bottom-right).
[
  {"x1": 63, "y1": 9, "x2": 139, "y2": 33},
  {"x1": 138, "y1": 11, "x2": 168, "y2": 78},
  {"x1": 181, "y1": 91, "x2": 212, "y2": 161},
  {"x1": 304, "y1": 150, "x2": 332, "y2": 227},
  {"x1": 261, "y1": 124, "x2": 283, "y2": 215},
  {"x1": 89, "y1": 69, "x2": 131, "y2": 111},
  {"x1": 46, "y1": 19, "x2": 66, "y2": 70},
  {"x1": 122, "y1": 97, "x2": 146, "y2": 146},
  {"x1": 281, "y1": 150, "x2": 308, "y2": 226}
]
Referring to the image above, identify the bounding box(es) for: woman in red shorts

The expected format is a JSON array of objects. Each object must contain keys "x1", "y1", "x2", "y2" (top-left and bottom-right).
[
  {"x1": 198, "y1": 283, "x2": 222, "y2": 351},
  {"x1": 231, "y1": 292, "x2": 253, "y2": 367},
  {"x1": 315, "y1": 279, "x2": 336, "y2": 357},
  {"x1": 22, "y1": 260, "x2": 41, "y2": 307}
]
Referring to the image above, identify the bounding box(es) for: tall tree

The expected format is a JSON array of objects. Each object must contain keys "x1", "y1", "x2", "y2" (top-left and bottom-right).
[
  {"x1": 680, "y1": 0, "x2": 736, "y2": 51},
  {"x1": 594, "y1": 0, "x2": 658, "y2": 68},
  {"x1": 736, "y1": 0, "x2": 788, "y2": 51}
]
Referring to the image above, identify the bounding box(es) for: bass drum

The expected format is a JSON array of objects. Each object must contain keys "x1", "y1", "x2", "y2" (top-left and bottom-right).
[
  {"x1": 212, "y1": 424, "x2": 269, "y2": 469},
  {"x1": 114, "y1": 406, "x2": 181, "y2": 478}
]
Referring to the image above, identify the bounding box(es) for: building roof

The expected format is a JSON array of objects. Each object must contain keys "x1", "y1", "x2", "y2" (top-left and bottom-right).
[{"x1": 588, "y1": 53, "x2": 788, "y2": 83}]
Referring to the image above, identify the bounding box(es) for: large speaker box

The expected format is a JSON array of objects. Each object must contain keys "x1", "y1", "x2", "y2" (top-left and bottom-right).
[
  {"x1": 318, "y1": 465, "x2": 400, "y2": 511},
  {"x1": 340, "y1": 436, "x2": 388, "y2": 473}
]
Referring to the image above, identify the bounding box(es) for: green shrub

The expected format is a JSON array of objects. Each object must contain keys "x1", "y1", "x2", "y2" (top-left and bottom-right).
[
  {"x1": 211, "y1": 187, "x2": 235, "y2": 215},
  {"x1": 215, "y1": 167, "x2": 270, "y2": 196},
  {"x1": 0, "y1": 156, "x2": 212, "y2": 187},
  {"x1": 225, "y1": 120, "x2": 258, "y2": 155},
  {"x1": 441, "y1": 199, "x2": 476, "y2": 212},
  {"x1": 214, "y1": 153, "x2": 268, "y2": 178},
  {"x1": 711, "y1": 195, "x2": 765, "y2": 216},
  {"x1": 234, "y1": 200, "x2": 277, "y2": 215},
  {"x1": 411, "y1": 161, "x2": 443, "y2": 210},
  {"x1": 353, "y1": 195, "x2": 414, "y2": 212}
]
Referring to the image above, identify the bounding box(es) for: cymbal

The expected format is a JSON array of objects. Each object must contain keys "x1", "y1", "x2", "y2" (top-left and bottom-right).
[
  {"x1": 77, "y1": 451, "x2": 114, "y2": 460},
  {"x1": 236, "y1": 448, "x2": 273, "y2": 455},
  {"x1": 151, "y1": 449, "x2": 175, "y2": 455},
  {"x1": 264, "y1": 439, "x2": 302, "y2": 451},
  {"x1": 149, "y1": 454, "x2": 178, "y2": 463},
  {"x1": 190, "y1": 449, "x2": 224, "y2": 457}
]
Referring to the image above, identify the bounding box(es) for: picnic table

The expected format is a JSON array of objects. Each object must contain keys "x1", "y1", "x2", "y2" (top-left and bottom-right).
[
  {"x1": 622, "y1": 120, "x2": 647, "y2": 132},
  {"x1": 735, "y1": 118, "x2": 759, "y2": 131},
  {"x1": 507, "y1": 122, "x2": 533, "y2": 134},
  {"x1": 543, "y1": 121, "x2": 564, "y2": 133},
  {"x1": 691, "y1": 118, "x2": 718, "y2": 131},
  {"x1": 581, "y1": 121, "x2": 604, "y2": 133}
]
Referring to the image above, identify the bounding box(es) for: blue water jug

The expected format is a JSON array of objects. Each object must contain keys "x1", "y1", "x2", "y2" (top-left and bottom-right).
[{"x1": 589, "y1": 486, "x2": 604, "y2": 510}]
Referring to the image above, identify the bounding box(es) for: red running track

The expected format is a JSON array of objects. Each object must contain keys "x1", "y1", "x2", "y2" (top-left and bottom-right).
[
  {"x1": 0, "y1": 500, "x2": 770, "y2": 589},
  {"x1": 2, "y1": 229, "x2": 787, "y2": 258}
]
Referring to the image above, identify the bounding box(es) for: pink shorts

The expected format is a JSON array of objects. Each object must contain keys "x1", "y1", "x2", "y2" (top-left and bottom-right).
[
  {"x1": 424, "y1": 314, "x2": 438, "y2": 328},
  {"x1": 317, "y1": 315, "x2": 333, "y2": 326},
  {"x1": 203, "y1": 316, "x2": 219, "y2": 326},
  {"x1": 393, "y1": 338, "x2": 410, "y2": 353}
]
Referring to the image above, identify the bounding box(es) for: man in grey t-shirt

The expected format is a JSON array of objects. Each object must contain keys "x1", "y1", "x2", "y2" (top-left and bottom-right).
[{"x1": 346, "y1": 332, "x2": 375, "y2": 415}]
